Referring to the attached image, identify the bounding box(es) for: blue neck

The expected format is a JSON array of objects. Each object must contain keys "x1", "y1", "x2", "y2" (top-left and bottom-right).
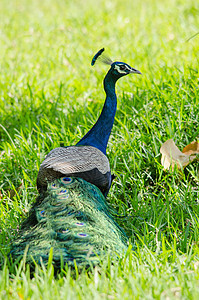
[{"x1": 76, "y1": 71, "x2": 117, "y2": 155}]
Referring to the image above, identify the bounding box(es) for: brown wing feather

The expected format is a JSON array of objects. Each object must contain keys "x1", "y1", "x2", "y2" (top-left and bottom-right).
[{"x1": 37, "y1": 146, "x2": 111, "y2": 196}]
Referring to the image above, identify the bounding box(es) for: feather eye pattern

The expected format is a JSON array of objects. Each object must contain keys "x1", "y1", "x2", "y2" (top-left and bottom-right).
[
  {"x1": 10, "y1": 177, "x2": 128, "y2": 270},
  {"x1": 91, "y1": 48, "x2": 113, "y2": 66}
]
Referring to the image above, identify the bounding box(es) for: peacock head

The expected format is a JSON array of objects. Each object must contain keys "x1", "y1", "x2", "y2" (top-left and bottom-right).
[
  {"x1": 91, "y1": 48, "x2": 141, "y2": 80},
  {"x1": 108, "y1": 61, "x2": 141, "y2": 79}
]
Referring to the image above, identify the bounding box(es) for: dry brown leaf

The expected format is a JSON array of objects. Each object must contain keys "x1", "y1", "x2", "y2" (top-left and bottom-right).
[
  {"x1": 182, "y1": 141, "x2": 199, "y2": 156},
  {"x1": 160, "y1": 139, "x2": 198, "y2": 170}
]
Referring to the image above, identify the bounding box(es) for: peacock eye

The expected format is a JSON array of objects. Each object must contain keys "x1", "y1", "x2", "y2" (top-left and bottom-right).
[
  {"x1": 120, "y1": 65, "x2": 126, "y2": 71},
  {"x1": 51, "y1": 183, "x2": 57, "y2": 189},
  {"x1": 59, "y1": 189, "x2": 67, "y2": 193},
  {"x1": 77, "y1": 233, "x2": 88, "y2": 237},
  {"x1": 75, "y1": 222, "x2": 85, "y2": 226},
  {"x1": 61, "y1": 177, "x2": 72, "y2": 184}
]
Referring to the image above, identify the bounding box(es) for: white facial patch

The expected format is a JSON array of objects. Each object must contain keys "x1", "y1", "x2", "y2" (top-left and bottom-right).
[{"x1": 114, "y1": 64, "x2": 131, "y2": 74}]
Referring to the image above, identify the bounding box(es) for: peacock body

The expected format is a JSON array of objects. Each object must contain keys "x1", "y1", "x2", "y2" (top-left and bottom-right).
[
  {"x1": 10, "y1": 177, "x2": 128, "y2": 269},
  {"x1": 10, "y1": 49, "x2": 141, "y2": 270}
]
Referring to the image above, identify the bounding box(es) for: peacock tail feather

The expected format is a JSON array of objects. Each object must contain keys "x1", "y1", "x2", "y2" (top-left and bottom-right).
[{"x1": 10, "y1": 177, "x2": 128, "y2": 270}]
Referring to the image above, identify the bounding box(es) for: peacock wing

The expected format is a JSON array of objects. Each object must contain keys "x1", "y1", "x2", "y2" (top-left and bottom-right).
[{"x1": 37, "y1": 146, "x2": 112, "y2": 196}]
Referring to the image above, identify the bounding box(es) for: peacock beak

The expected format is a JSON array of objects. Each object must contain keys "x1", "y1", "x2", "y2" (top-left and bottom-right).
[{"x1": 129, "y1": 68, "x2": 142, "y2": 75}]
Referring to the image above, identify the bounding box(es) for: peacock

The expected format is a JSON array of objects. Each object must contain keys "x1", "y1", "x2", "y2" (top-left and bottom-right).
[{"x1": 10, "y1": 49, "x2": 141, "y2": 270}]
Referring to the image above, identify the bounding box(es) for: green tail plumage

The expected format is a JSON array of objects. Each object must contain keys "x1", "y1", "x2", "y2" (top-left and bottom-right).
[{"x1": 10, "y1": 177, "x2": 128, "y2": 269}]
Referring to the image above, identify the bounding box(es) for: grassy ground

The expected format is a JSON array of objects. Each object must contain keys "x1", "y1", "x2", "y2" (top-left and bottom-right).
[{"x1": 0, "y1": 0, "x2": 199, "y2": 298}]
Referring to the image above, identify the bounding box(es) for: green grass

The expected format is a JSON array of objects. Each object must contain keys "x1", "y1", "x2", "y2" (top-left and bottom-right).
[{"x1": 0, "y1": 0, "x2": 199, "y2": 298}]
